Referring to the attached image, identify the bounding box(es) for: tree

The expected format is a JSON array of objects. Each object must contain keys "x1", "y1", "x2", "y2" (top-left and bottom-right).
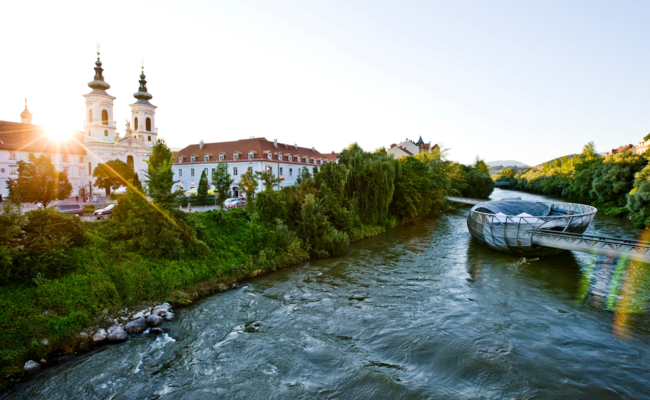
[
  {"x1": 93, "y1": 159, "x2": 134, "y2": 195},
  {"x1": 132, "y1": 173, "x2": 143, "y2": 190},
  {"x1": 145, "y1": 139, "x2": 177, "y2": 208},
  {"x1": 499, "y1": 168, "x2": 517, "y2": 180},
  {"x1": 474, "y1": 156, "x2": 490, "y2": 175},
  {"x1": 213, "y1": 163, "x2": 234, "y2": 211},
  {"x1": 255, "y1": 170, "x2": 281, "y2": 192},
  {"x1": 238, "y1": 168, "x2": 259, "y2": 200},
  {"x1": 9, "y1": 154, "x2": 73, "y2": 208},
  {"x1": 197, "y1": 169, "x2": 209, "y2": 205}
]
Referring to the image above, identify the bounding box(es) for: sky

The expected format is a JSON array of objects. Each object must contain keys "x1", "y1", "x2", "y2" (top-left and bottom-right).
[{"x1": 2, "y1": 0, "x2": 650, "y2": 165}]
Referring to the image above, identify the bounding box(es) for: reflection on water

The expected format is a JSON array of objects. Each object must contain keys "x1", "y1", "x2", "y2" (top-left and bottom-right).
[{"x1": 4, "y1": 189, "x2": 650, "y2": 399}]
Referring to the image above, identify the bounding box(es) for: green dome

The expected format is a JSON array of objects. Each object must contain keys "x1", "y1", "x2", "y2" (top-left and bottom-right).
[{"x1": 88, "y1": 55, "x2": 111, "y2": 92}]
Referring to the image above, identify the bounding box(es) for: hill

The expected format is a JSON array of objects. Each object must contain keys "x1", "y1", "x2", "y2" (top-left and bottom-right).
[{"x1": 486, "y1": 160, "x2": 529, "y2": 167}]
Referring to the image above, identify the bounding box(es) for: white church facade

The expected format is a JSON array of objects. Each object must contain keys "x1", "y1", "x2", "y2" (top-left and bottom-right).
[{"x1": 0, "y1": 51, "x2": 158, "y2": 200}]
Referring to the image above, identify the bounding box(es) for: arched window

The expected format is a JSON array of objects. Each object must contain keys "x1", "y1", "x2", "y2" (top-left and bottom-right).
[
  {"x1": 134, "y1": 117, "x2": 139, "y2": 131},
  {"x1": 88, "y1": 131, "x2": 91, "y2": 136},
  {"x1": 148, "y1": 136, "x2": 151, "y2": 142},
  {"x1": 127, "y1": 155, "x2": 134, "y2": 170},
  {"x1": 146, "y1": 118, "x2": 151, "y2": 132},
  {"x1": 88, "y1": 109, "x2": 93, "y2": 123},
  {"x1": 104, "y1": 130, "x2": 108, "y2": 137},
  {"x1": 101, "y1": 110, "x2": 108, "y2": 125}
]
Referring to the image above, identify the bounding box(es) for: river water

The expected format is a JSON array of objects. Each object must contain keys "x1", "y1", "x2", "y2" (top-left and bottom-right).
[{"x1": 5, "y1": 189, "x2": 650, "y2": 399}]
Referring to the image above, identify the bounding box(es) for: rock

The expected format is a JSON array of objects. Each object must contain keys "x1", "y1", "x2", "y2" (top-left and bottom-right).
[
  {"x1": 93, "y1": 328, "x2": 107, "y2": 343},
  {"x1": 164, "y1": 312, "x2": 175, "y2": 321},
  {"x1": 39, "y1": 359, "x2": 46, "y2": 364},
  {"x1": 152, "y1": 305, "x2": 171, "y2": 316},
  {"x1": 78, "y1": 332, "x2": 89, "y2": 339},
  {"x1": 150, "y1": 327, "x2": 170, "y2": 335},
  {"x1": 146, "y1": 315, "x2": 163, "y2": 327},
  {"x1": 132, "y1": 311, "x2": 144, "y2": 320},
  {"x1": 125, "y1": 317, "x2": 148, "y2": 334},
  {"x1": 107, "y1": 325, "x2": 118, "y2": 334},
  {"x1": 41, "y1": 339, "x2": 49, "y2": 346},
  {"x1": 107, "y1": 326, "x2": 128, "y2": 342},
  {"x1": 56, "y1": 355, "x2": 74, "y2": 364},
  {"x1": 24, "y1": 360, "x2": 40, "y2": 374},
  {"x1": 121, "y1": 317, "x2": 128, "y2": 321}
]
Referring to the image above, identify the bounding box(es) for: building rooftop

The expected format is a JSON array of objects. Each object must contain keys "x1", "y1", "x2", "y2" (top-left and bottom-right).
[{"x1": 0, "y1": 120, "x2": 86, "y2": 154}]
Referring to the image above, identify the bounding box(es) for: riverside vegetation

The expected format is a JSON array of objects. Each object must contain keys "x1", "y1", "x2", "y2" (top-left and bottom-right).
[
  {"x1": 494, "y1": 141, "x2": 650, "y2": 227},
  {"x1": 0, "y1": 140, "x2": 493, "y2": 383}
]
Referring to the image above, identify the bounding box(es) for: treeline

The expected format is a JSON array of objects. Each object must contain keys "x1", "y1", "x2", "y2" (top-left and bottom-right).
[
  {"x1": 495, "y1": 142, "x2": 650, "y2": 227},
  {"x1": 0, "y1": 141, "x2": 492, "y2": 379}
]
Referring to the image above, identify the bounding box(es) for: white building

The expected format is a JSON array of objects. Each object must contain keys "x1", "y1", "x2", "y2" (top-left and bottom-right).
[
  {"x1": 387, "y1": 136, "x2": 436, "y2": 158},
  {"x1": 0, "y1": 52, "x2": 158, "y2": 200},
  {"x1": 172, "y1": 138, "x2": 338, "y2": 197}
]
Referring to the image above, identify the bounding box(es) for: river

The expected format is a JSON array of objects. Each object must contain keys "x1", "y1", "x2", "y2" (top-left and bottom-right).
[{"x1": 5, "y1": 189, "x2": 650, "y2": 399}]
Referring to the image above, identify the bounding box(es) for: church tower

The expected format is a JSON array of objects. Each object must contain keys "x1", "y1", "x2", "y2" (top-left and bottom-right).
[
  {"x1": 129, "y1": 66, "x2": 157, "y2": 147},
  {"x1": 83, "y1": 51, "x2": 116, "y2": 143},
  {"x1": 20, "y1": 99, "x2": 33, "y2": 124}
]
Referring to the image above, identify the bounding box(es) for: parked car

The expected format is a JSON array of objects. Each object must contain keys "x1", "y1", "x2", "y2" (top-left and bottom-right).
[
  {"x1": 93, "y1": 204, "x2": 115, "y2": 220},
  {"x1": 225, "y1": 199, "x2": 247, "y2": 209},
  {"x1": 223, "y1": 198, "x2": 240, "y2": 206},
  {"x1": 56, "y1": 204, "x2": 84, "y2": 216}
]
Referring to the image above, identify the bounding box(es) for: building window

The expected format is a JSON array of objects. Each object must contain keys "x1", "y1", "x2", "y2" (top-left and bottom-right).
[
  {"x1": 127, "y1": 155, "x2": 134, "y2": 170},
  {"x1": 191, "y1": 169, "x2": 195, "y2": 177},
  {"x1": 289, "y1": 168, "x2": 292, "y2": 176},
  {"x1": 179, "y1": 156, "x2": 184, "y2": 163},
  {"x1": 63, "y1": 155, "x2": 68, "y2": 162},
  {"x1": 191, "y1": 156, "x2": 196, "y2": 162},
  {"x1": 80, "y1": 168, "x2": 86, "y2": 176},
  {"x1": 134, "y1": 117, "x2": 139, "y2": 131},
  {"x1": 79, "y1": 156, "x2": 84, "y2": 163},
  {"x1": 278, "y1": 153, "x2": 282, "y2": 160},
  {"x1": 9, "y1": 152, "x2": 15, "y2": 160},
  {"x1": 233, "y1": 167, "x2": 238, "y2": 176},
  {"x1": 267, "y1": 153, "x2": 272, "y2": 160},
  {"x1": 104, "y1": 130, "x2": 108, "y2": 137},
  {"x1": 234, "y1": 153, "x2": 239, "y2": 160},
  {"x1": 211, "y1": 168, "x2": 215, "y2": 179},
  {"x1": 9, "y1": 165, "x2": 18, "y2": 175},
  {"x1": 179, "y1": 169, "x2": 183, "y2": 177},
  {"x1": 248, "y1": 152, "x2": 254, "y2": 159},
  {"x1": 267, "y1": 166, "x2": 273, "y2": 175},
  {"x1": 219, "y1": 154, "x2": 224, "y2": 161},
  {"x1": 89, "y1": 109, "x2": 93, "y2": 123},
  {"x1": 297, "y1": 157, "x2": 301, "y2": 162},
  {"x1": 63, "y1": 167, "x2": 69, "y2": 176},
  {"x1": 288, "y1": 155, "x2": 292, "y2": 161},
  {"x1": 148, "y1": 136, "x2": 151, "y2": 142},
  {"x1": 279, "y1": 167, "x2": 283, "y2": 176},
  {"x1": 146, "y1": 117, "x2": 151, "y2": 132},
  {"x1": 102, "y1": 110, "x2": 108, "y2": 125}
]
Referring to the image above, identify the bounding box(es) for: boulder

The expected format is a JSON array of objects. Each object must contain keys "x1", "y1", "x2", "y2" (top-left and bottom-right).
[
  {"x1": 150, "y1": 327, "x2": 170, "y2": 335},
  {"x1": 146, "y1": 315, "x2": 163, "y2": 327},
  {"x1": 107, "y1": 326, "x2": 128, "y2": 342},
  {"x1": 164, "y1": 312, "x2": 175, "y2": 321},
  {"x1": 152, "y1": 305, "x2": 171, "y2": 317},
  {"x1": 41, "y1": 339, "x2": 49, "y2": 346},
  {"x1": 24, "y1": 360, "x2": 40, "y2": 374},
  {"x1": 93, "y1": 328, "x2": 107, "y2": 343},
  {"x1": 125, "y1": 317, "x2": 148, "y2": 334},
  {"x1": 132, "y1": 311, "x2": 145, "y2": 320},
  {"x1": 107, "y1": 325, "x2": 119, "y2": 334}
]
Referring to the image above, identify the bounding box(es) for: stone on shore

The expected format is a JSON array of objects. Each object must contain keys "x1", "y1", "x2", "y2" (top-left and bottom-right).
[
  {"x1": 41, "y1": 339, "x2": 49, "y2": 346},
  {"x1": 24, "y1": 360, "x2": 40, "y2": 374},
  {"x1": 150, "y1": 327, "x2": 170, "y2": 335},
  {"x1": 152, "y1": 305, "x2": 171, "y2": 317},
  {"x1": 164, "y1": 312, "x2": 175, "y2": 321},
  {"x1": 125, "y1": 317, "x2": 148, "y2": 334},
  {"x1": 146, "y1": 315, "x2": 163, "y2": 327},
  {"x1": 107, "y1": 326, "x2": 128, "y2": 342},
  {"x1": 93, "y1": 328, "x2": 107, "y2": 343},
  {"x1": 132, "y1": 310, "x2": 145, "y2": 320}
]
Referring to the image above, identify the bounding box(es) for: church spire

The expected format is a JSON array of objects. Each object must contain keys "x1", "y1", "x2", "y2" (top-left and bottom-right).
[
  {"x1": 21, "y1": 98, "x2": 33, "y2": 124},
  {"x1": 87, "y1": 47, "x2": 111, "y2": 93},
  {"x1": 133, "y1": 65, "x2": 153, "y2": 105}
]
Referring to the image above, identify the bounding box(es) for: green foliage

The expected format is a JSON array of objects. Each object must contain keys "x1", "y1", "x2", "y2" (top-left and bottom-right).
[
  {"x1": 9, "y1": 154, "x2": 73, "y2": 208},
  {"x1": 92, "y1": 159, "x2": 134, "y2": 196},
  {"x1": 297, "y1": 194, "x2": 349, "y2": 258},
  {"x1": 213, "y1": 163, "x2": 234, "y2": 210},
  {"x1": 255, "y1": 170, "x2": 281, "y2": 192},
  {"x1": 197, "y1": 169, "x2": 209, "y2": 204},
  {"x1": 238, "y1": 168, "x2": 258, "y2": 199},
  {"x1": 499, "y1": 168, "x2": 517, "y2": 180},
  {"x1": 145, "y1": 139, "x2": 177, "y2": 209},
  {"x1": 474, "y1": 156, "x2": 490, "y2": 175}
]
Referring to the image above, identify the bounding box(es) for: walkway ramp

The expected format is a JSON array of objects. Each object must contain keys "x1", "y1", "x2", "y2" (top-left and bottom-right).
[
  {"x1": 446, "y1": 196, "x2": 485, "y2": 205},
  {"x1": 532, "y1": 229, "x2": 650, "y2": 263}
]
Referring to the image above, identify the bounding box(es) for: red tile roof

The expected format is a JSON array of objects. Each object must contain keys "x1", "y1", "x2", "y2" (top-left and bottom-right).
[
  {"x1": 0, "y1": 120, "x2": 86, "y2": 154},
  {"x1": 174, "y1": 138, "x2": 337, "y2": 164}
]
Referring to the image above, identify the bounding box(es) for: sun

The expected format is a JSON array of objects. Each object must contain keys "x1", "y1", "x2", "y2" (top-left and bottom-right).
[{"x1": 45, "y1": 123, "x2": 73, "y2": 141}]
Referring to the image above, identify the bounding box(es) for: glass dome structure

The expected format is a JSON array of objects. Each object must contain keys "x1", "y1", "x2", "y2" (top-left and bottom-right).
[{"x1": 467, "y1": 199, "x2": 597, "y2": 256}]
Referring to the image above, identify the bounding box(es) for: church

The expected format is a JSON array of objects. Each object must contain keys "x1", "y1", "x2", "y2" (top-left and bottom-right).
[{"x1": 0, "y1": 51, "x2": 158, "y2": 200}]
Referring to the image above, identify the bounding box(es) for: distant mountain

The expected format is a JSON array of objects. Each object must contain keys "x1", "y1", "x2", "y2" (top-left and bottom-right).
[{"x1": 486, "y1": 160, "x2": 529, "y2": 167}]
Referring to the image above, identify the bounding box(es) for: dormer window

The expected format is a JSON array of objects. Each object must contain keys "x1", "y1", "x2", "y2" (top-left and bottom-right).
[
  {"x1": 179, "y1": 156, "x2": 184, "y2": 162},
  {"x1": 288, "y1": 155, "x2": 292, "y2": 161},
  {"x1": 191, "y1": 156, "x2": 196, "y2": 162},
  {"x1": 248, "y1": 152, "x2": 254, "y2": 159},
  {"x1": 204, "y1": 155, "x2": 210, "y2": 162},
  {"x1": 297, "y1": 156, "x2": 301, "y2": 162},
  {"x1": 306, "y1": 157, "x2": 309, "y2": 164},
  {"x1": 278, "y1": 153, "x2": 282, "y2": 161},
  {"x1": 234, "y1": 153, "x2": 239, "y2": 160},
  {"x1": 267, "y1": 153, "x2": 272, "y2": 160},
  {"x1": 219, "y1": 154, "x2": 224, "y2": 161}
]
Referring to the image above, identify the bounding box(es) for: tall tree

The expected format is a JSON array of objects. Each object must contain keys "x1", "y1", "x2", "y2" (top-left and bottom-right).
[
  {"x1": 145, "y1": 139, "x2": 177, "y2": 208},
  {"x1": 213, "y1": 163, "x2": 234, "y2": 210},
  {"x1": 93, "y1": 159, "x2": 134, "y2": 195},
  {"x1": 197, "y1": 169, "x2": 209, "y2": 205},
  {"x1": 474, "y1": 156, "x2": 490, "y2": 175},
  {"x1": 9, "y1": 154, "x2": 73, "y2": 208},
  {"x1": 238, "y1": 168, "x2": 259, "y2": 199},
  {"x1": 255, "y1": 170, "x2": 281, "y2": 192}
]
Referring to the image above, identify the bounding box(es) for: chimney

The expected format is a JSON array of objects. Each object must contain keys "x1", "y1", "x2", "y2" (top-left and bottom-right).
[
  {"x1": 199, "y1": 140, "x2": 204, "y2": 149},
  {"x1": 312, "y1": 147, "x2": 315, "y2": 152},
  {"x1": 294, "y1": 143, "x2": 298, "y2": 149},
  {"x1": 274, "y1": 139, "x2": 278, "y2": 148}
]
